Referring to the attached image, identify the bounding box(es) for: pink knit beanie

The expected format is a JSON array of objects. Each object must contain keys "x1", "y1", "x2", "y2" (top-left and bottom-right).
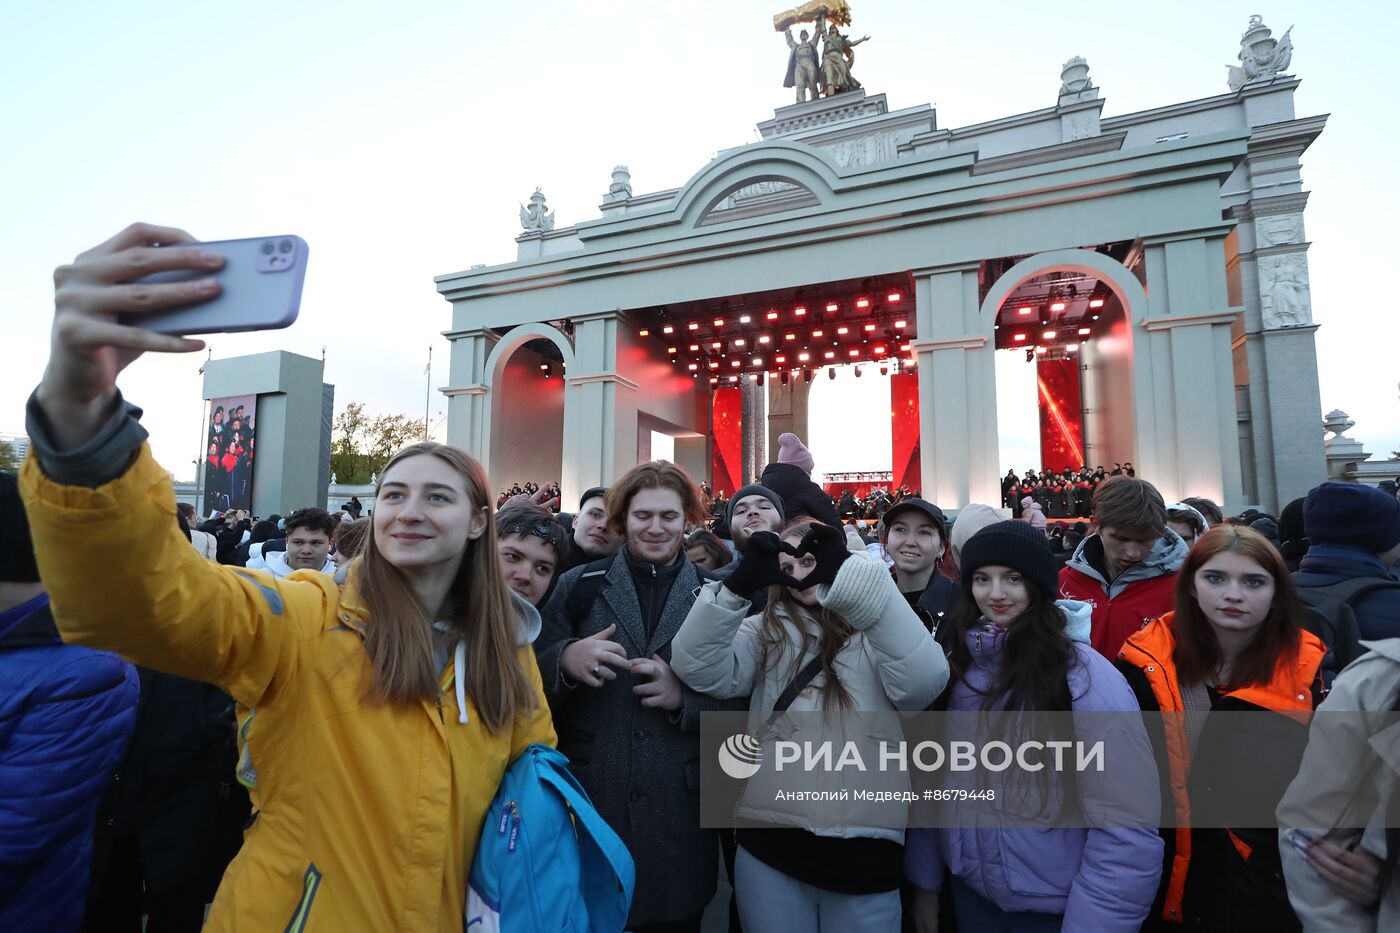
[{"x1": 777, "y1": 433, "x2": 815, "y2": 473}]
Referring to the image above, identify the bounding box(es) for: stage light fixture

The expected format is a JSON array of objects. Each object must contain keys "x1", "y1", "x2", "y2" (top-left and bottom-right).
[
  {"x1": 828, "y1": 367, "x2": 836, "y2": 380},
  {"x1": 667, "y1": 346, "x2": 677, "y2": 354},
  {"x1": 848, "y1": 349, "x2": 860, "y2": 358},
  {"x1": 855, "y1": 298, "x2": 870, "y2": 309},
  {"x1": 794, "y1": 307, "x2": 807, "y2": 317},
  {"x1": 739, "y1": 315, "x2": 751, "y2": 324},
  {"x1": 1043, "y1": 330, "x2": 1056, "y2": 339},
  {"x1": 1078, "y1": 327, "x2": 1091, "y2": 336},
  {"x1": 785, "y1": 333, "x2": 797, "y2": 341},
  {"x1": 1091, "y1": 314, "x2": 1100, "y2": 321},
  {"x1": 758, "y1": 335, "x2": 771, "y2": 344},
  {"x1": 775, "y1": 354, "x2": 786, "y2": 364},
  {"x1": 688, "y1": 322, "x2": 699, "y2": 331},
  {"x1": 638, "y1": 328, "x2": 650, "y2": 337},
  {"x1": 864, "y1": 323, "x2": 876, "y2": 332},
  {"x1": 823, "y1": 351, "x2": 836, "y2": 359},
  {"x1": 1050, "y1": 302, "x2": 1066, "y2": 312},
  {"x1": 797, "y1": 351, "x2": 810, "y2": 362},
  {"x1": 735, "y1": 338, "x2": 747, "y2": 347},
  {"x1": 899, "y1": 343, "x2": 911, "y2": 351},
  {"x1": 689, "y1": 343, "x2": 700, "y2": 351},
  {"x1": 687, "y1": 363, "x2": 698, "y2": 371},
  {"x1": 873, "y1": 345, "x2": 886, "y2": 354},
  {"x1": 708, "y1": 361, "x2": 719, "y2": 369},
  {"x1": 886, "y1": 292, "x2": 902, "y2": 303},
  {"x1": 712, "y1": 341, "x2": 722, "y2": 349},
  {"x1": 767, "y1": 311, "x2": 779, "y2": 320},
  {"x1": 752, "y1": 356, "x2": 762, "y2": 365},
  {"x1": 730, "y1": 359, "x2": 741, "y2": 367},
  {"x1": 709, "y1": 376, "x2": 719, "y2": 384},
  {"x1": 825, "y1": 302, "x2": 839, "y2": 312},
  {"x1": 713, "y1": 318, "x2": 724, "y2": 327},
  {"x1": 1035, "y1": 345, "x2": 1048, "y2": 355},
  {"x1": 1018, "y1": 306, "x2": 1033, "y2": 316},
  {"x1": 1013, "y1": 333, "x2": 1027, "y2": 342},
  {"x1": 539, "y1": 363, "x2": 549, "y2": 371},
  {"x1": 1067, "y1": 342, "x2": 1080, "y2": 352},
  {"x1": 749, "y1": 373, "x2": 760, "y2": 382},
  {"x1": 729, "y1": 375, "x2": 739, "y2": 383},
  {"x1": 1088, "y1": 298, "x2": 1105, "y2": 309},
  {"x1": 836, "y1": 326, "x2": 849, "y2": 335},
  {"x1": 662, "y1": 325, "x2": 674, "y2": 334},
  {"x1": 812, "y1": 329, "x2": 824, "y2": 338}
]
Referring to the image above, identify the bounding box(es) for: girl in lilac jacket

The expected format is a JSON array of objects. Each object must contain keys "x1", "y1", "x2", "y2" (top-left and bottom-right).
[{"x1": 904, "y1": 521, "x2": 1163, "y2": 932}]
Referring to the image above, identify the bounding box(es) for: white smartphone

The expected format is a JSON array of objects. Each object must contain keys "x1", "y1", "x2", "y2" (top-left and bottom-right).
[{"x1": 127, "y1": 235, "x2": 309, "y2": 335}]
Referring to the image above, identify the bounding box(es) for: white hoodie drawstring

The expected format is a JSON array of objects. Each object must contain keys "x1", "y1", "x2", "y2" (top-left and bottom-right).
[{"x1": 454, "y1": 639, "x2": 469, "y2": 724}]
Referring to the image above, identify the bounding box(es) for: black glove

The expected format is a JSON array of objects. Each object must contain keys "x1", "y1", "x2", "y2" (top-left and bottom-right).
[
  {"x1": 722, "y1": 531, "x2": 800, "y2": 599},
  {"x1": 786, "y1": 522, "x2": 849, "y2": 590}
]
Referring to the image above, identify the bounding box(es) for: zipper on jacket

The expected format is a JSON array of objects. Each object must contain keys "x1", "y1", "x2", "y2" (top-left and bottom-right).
[{"x1": 283, "y1": 863, "x2": 322, "y2": 933}]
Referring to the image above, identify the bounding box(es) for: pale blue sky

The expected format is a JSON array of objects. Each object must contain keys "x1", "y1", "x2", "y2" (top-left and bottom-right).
[{"x1": 3, "y1": 1, "x2": 1394, "y2": 482}]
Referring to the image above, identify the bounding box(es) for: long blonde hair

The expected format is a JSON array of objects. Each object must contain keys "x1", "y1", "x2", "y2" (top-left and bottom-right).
[{"x1": 356, "y1": 442, "x2": 536, "y2": 734}]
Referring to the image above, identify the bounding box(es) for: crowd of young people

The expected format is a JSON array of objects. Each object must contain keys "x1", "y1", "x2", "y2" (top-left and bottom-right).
[{"x1": 5, "y1": 223, "x2": 1400, "y2": 932}]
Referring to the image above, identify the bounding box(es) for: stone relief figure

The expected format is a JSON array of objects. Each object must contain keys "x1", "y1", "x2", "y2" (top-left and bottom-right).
[
  {"x1": 1227, "y1": 15, "x2": 1293, "y2": 91},
  {"x1": 784, "y1": 25, "x2": 822, "y2": 102},
  {"x1": 1259, "y1": 253, "x2": 1311, "y2": 328},
  {"x1": 1256, "y1": 213, "x2": 1303, "y2": 249},
  {"x1": 519, "y1": 187, "x2": 555, "y2": 233},
  {"x1": 821, "y1": 20, "x2": 869, "y2": 95}
]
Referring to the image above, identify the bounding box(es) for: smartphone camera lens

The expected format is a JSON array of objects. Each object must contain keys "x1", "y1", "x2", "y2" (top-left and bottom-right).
[
  {"x1": 261, "y1": 241, "x2": 275, "y2": 255},
  {"x1": 278, "y1": 239, "x2": 293, "y2": 254}
]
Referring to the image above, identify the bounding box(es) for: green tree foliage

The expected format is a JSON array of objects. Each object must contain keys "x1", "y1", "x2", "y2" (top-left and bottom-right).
[
  {"x1": 0, "y1": 440, "x2": 16, "y2": 473},
  {"x1": 329, "y1": 402, "x2": 426, "y2": 485}
]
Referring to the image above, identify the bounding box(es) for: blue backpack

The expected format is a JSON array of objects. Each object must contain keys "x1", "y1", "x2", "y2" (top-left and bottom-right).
[{"x1": 466, "y1": 743, "x2": 635, "y2": 932}]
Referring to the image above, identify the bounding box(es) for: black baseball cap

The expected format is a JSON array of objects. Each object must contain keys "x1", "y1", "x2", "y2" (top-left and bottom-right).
[
  {"x1": 579, "y1": 487, "x2": 608, "y2": 510},
  {"x1": 881, "y1": 498, "x2": 949, "y2": 536}
]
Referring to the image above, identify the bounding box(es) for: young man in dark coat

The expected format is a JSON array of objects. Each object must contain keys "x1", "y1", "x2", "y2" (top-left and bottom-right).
[
  {"x1": 534, "y1": 462, "x2": 734, "y2": 932},
  {"x1": 1292, "y1": 482, "x2": 1400, "y2": 640},
  {"x1": 759, "y1": 432, "x2": 840, "y2": 527}
]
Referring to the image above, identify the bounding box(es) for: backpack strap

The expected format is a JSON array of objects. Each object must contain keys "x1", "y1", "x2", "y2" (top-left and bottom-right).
[
  {"x1": 566, "y1": 557, "x2": 615, "y2": 626},
  {"x1": 1309, "y1": 576, "x2": 1400, "y2": 605}
]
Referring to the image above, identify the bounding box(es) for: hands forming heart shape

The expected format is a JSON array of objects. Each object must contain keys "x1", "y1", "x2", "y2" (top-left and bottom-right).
[{"x1": 745, "y1": 524, "x2": 849, "y2": 590}]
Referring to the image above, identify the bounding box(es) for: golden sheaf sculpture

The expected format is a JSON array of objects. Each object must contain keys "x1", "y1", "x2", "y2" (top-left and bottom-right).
[{"x1": 773, "y1": 0, "x2": 852, "y2": 32}]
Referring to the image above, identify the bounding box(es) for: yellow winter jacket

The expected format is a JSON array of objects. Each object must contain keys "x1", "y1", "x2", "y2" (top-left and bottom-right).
[{"x1": 20, "y1": 445, "x2": 556, "y2": 932}]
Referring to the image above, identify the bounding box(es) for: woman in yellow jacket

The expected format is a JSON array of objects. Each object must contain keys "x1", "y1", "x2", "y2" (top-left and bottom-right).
[{"x1": 19, "y1": 223, "x2": 556, "y2": 932}]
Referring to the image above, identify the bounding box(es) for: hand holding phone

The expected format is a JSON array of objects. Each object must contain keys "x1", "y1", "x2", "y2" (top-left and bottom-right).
[{"x1": 127, "y1": 235, "x2": 309, "y2": 335}]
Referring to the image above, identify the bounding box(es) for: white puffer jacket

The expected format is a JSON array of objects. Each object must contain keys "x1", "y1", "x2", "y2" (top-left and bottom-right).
[{"x1": 672, "y1": 555, "x2": 950, "y2": 842}]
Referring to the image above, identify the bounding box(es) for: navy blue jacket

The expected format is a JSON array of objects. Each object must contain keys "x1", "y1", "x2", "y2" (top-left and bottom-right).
[
  {"x1": 0, "y1": 593, "x2": 138, "y2": 931},
  {"x1": 1293, "y1": 544, "x2": 1400, "y2": 642}
]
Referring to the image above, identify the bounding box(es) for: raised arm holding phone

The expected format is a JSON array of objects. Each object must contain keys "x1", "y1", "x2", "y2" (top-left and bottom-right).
[{"x1": 21, "y1": 223, "x2": 558, "y2": 932}]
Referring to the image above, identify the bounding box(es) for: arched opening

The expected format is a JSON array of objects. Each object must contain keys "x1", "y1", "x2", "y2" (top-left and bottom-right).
[
  {"x1": 485, "y1": 327, "x2": 573, "y2": 495},
  {"x1": 981, "y1": 244, "x2": 1145, "y2": 511}
]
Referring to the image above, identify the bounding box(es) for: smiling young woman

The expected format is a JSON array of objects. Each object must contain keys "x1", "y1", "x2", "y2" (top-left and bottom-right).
[{"x1": 18, "y1": 224, "x2": 555, "y2": 932}]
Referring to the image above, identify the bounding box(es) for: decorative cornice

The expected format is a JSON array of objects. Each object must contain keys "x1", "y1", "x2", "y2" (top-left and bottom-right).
[
  {"x1": 1231, "y1": 191, "x2": 1310, "y2": 221},
  {"x1": 565, "y1": 372, "x2": 640, "y2": 391},
  {"x1": 441, "y1": 325, "x2": 500, "y2": 341},
  {"x1": 1140, "y1": 310, "x2": 1241, "y2": 331},
  {"x1": 440, "y1": 384, "x2": 487, "y2": 397},
  {"x1": 912, "y1": 336, "x2": 988, "y2": 351},
  {"x1": 1252, "y1": 241, "x2": 1311, "y2": 259},
  {"x1": 971, "y1": 132, "x2": 1126, "y2": 176},
  {"x1": 911, "y1": 261, "x2": 981, "y2": 277},
  {"x1": 1140, "y1": 224, "x2": 1237, "y2": 246}
]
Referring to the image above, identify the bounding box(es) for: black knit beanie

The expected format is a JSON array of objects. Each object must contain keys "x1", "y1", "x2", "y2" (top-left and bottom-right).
[
  {"x1": 727, "y1": 485, "x2": 786, "y2": 528},
  {"x1": 0, "y1": 472, "x2": 41, "y2": 583},
  {"x1": 958, "y1": 520, "x2": 1059, "y2": 599}
]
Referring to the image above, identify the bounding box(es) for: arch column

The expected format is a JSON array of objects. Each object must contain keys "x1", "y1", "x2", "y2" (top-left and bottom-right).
[
  {"x1": 562, "y1": 311, "x2": 635, "y2": 506},
  {"x1": 913, "y1": 262, "x2": 1001, "y2": 509},
  {"x1": 1139, "y1": 231, "x2": 1245, "y2": 508},
  {"x1": 441, "y1": 325, "x2": 498, "y2": 457}
]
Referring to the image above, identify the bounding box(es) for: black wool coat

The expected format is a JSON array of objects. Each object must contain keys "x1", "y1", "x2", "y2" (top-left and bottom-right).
[{"x1": 760, "y1": 462, "x2": 842, "y2": 527}]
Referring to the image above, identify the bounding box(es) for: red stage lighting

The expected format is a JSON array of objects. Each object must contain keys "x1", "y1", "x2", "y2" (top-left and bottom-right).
[
  {"x1": 688, "y1": 322, "x2": 699, "y2": 331},
  {"x1": 797, "y1": 351, "x2": 810, "y2": 362},
  {"x1": 739, "y1": 315, "x2": 751, "y2": 324},
  {"x1": 1018, "y1": 306, "x2": 1033, "y2": 316},
  {"x1": 689, "y1": 344, "x2": 699, "y2": 352},
  {"x1": 766, "y1": 311, "x2": 779, "y2": 320},
  {"x1": 848, "y1": 348, "x2": 860, "y2": 357},
  {"x1": 752, "y1": 356, "x2": 762, "y2": 365},
  {"x1": 734, "y1": 338, "x2": 747, "y2": 347},
  {"x1": 1078, "y1": 327, "x2": 1091, "y2": 336},
  {"x1": 894, "y1": 320, "x2": 907, "y2": 329},
  {"x1": 873, "y1": 345, "x2": 886, "y2": 354},
  {"x1": 1049, "y1": 302, "x2": 1066, "y2": 312},
  {"x1": 539, "y1": 363, "x2": 548, "y2": 371},
  {"x1": 785, "y1": 332, "x2": 797, "y2": 341},
  {"x1": 836, "y1": 326, "x2": 849, "y2": 335},
  {"x1": 823, "y1": 350, "x2": 836, "y2": 359},
  {"x1": 712, "y1": 341, "x2": 723, "y2": 349},
  {"x1": 864, "y1": 323, "x2": 876, "y2": 332},
  {"x1": 1013, "y1": 333, "x2": 1027, "y2": 342},
  {"x1": 855, "y1": 298, "x2": 870, "y2": 309},
  {"x1": 729, "y1": 375, "x2": 738, "y2": 382},
  {"x1": 1035, "y1": 345, "x2": 1048, "y2": 355},
  {"x1": 812, "y1": 329, "x2": 824, "y2": 338},
  {"x1": 709, "y1": 376, "x2": 719, "y2": 384},
  {"x1": 687, "y1": 363, "x2": 698, "y2": 371},
  {"x1": 708, "y1": 361, "x2": 720, "y2": 369},
  {"x1": 794, "y1": 307, "x2": 807, "y2": 317},
  {"x1": 826, "y1": 302, "x2": 839, "y2": 312},
  {"x1": 713, "y1": 318, "x2": 724, "y2": 327},
  {"x1": 899, "y1": 343, "x2": 911, "y2": 351},
  {"x1": 886, "y1": 292, "x2": 902, "y2": 303},
  {"x1": 662, "y1": 325, "x2": 674, "y2": 334},
  {"x1": 667, "y1": 346, "x2": 677, "y2": 354},
  {"x1": 775, "y1": 354, "x2": 786, "y2": 364},
  {"x1": 1043, "y1": 330, "x2": 1056, "y2": 339},
  {"x1": 731, "y1": 359, "x2": 741, "y2": 367},
  {"x1": 1088, "y1": 298, "x2": 1105, "y2": 309},
  {"x1": 758, "y1": 335, "x2": 771, "y2": 344},
  {"x1": 638, "y1": 328, "x2": 650, "y2": 337}
]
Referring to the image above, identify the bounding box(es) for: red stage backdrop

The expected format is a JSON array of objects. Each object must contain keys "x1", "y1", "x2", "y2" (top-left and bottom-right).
[
  {"x1": 1037, "y1": 359, "x2": 1084, "y2": 473},
  {"x1": 710, "y1": 387, "x2": 742, "y2": 499},
  {"x1": 890, "y1": 373, "x2": 921, "y2": 492}
]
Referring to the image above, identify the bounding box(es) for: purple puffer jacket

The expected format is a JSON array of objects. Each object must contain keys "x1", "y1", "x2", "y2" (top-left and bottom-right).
[{"x1": 904, "y1": 601, "x2": 1163, "y2": 932}]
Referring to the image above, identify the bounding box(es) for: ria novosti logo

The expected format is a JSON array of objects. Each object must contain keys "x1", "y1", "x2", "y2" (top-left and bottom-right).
[{"x1": 718, "y1": 733, "x2": 763, "y2": 780}]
